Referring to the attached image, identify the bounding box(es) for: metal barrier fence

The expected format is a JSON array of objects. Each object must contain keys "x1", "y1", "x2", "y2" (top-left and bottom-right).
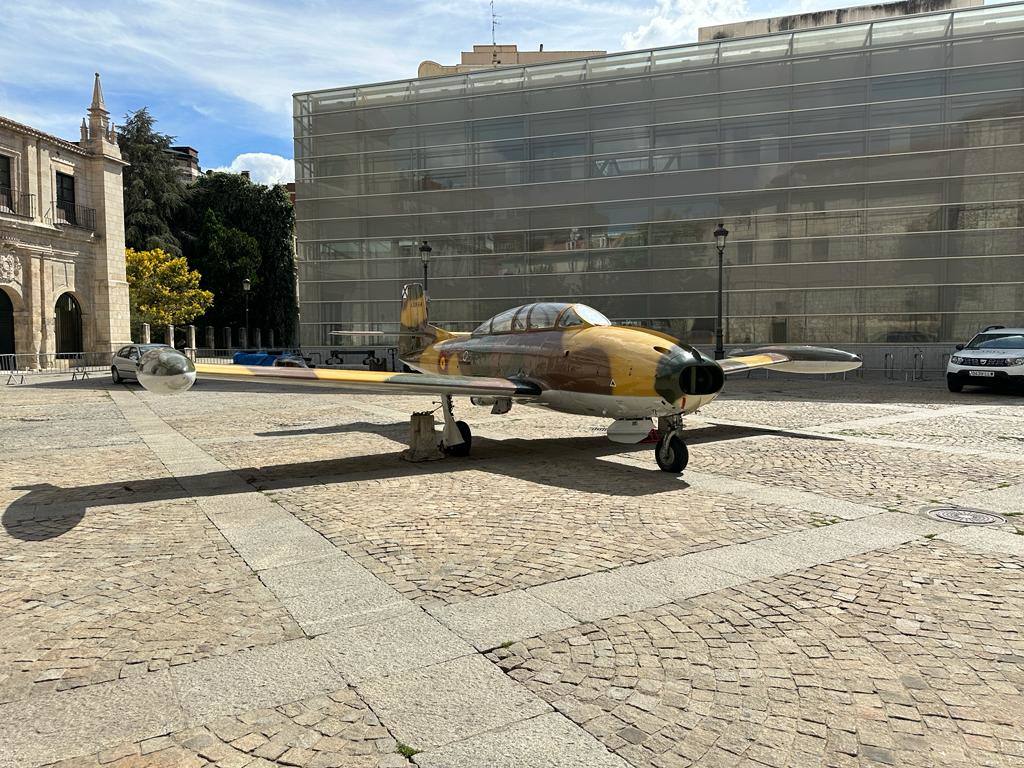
[{"x1": 2, "y1": 352, "x2": 111, "y2": 384}]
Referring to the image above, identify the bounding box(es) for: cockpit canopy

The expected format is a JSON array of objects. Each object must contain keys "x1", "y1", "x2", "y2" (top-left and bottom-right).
[{"x1": 472, "y1": 302, "x2": 611, "y2": 336}]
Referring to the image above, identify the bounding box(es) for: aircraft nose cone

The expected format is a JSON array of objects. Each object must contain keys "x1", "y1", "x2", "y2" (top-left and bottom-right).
[
  {"x1": 655, "y1": 345, "x2": 724, "y2": 405},
  {"x1": 136, "y1": 348, "x2": 196, "y2": 395}
]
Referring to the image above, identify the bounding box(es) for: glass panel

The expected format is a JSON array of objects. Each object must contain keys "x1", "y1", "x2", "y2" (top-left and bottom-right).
[
  {"x1": 511, "y1": 305, "x2": 529, "y2": 331},
  {"x1": 527, "y1": 303, "x2": 564, "y2": 329},
  {"x1": 953, "y1": 4, "x2": 1024, "y2": 36},
  {"x1": 489, "y1": 307, "x2": 519, "y2": 333},
  {"x1": 650, "y1": 45, "x2": 718, "y2": 72},
  {"x1": 718, "y1": 36, "x2": 791, "y2": 64},
  {"x1": 870, "y1": 14, "x2": 950, "y2": 46},
  {"x1": 792, "y1": 24, "x2": 870, "y2": 55},
  {"x1": 587, "y1": 52, "x2": 651, "y2": 79}
]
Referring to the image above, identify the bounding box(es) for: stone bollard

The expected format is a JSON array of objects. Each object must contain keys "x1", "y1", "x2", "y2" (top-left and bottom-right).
[
  {"x1": 401, "y1": 413, "x2": 445, "y2": 462},
  {"x1": 222, "y1": 327, "x2": 232, "y2": 351},
  {"x1": 141, "y1": 323, "x2": 151, "y2": 344},
  {"x1": 166, "y1": 324, "x2": 175, "y2": 348},
  {"x1": 205, "y1": 326, "x2": 215, "y2": 350},
  {"x1": 253, "y1": 328, "x2": 262, "y2": 349},
  {"x1": 239, "y1": 327, "x2": 248, "y2": 350},
  {"x1": 186, "y1": 325, "x2": 197, "y2": 358},
  {"x1": 268, "y1": 328, "x2": 275, "y2": 348}
]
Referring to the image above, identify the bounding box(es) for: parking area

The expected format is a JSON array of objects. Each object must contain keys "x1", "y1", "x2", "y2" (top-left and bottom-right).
[{"x1": 1, "y1": 375, "x2": 1022, "y2": 768}]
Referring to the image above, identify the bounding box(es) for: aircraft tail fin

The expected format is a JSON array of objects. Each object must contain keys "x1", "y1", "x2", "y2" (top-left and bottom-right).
[{"x1": 399, "y1": 283, "x2": 454, "y2": 357}]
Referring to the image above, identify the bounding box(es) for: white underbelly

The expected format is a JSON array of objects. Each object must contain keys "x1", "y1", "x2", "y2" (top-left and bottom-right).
[{"x1": 535, "y1": 390, "x2": 716, "y2": 418}]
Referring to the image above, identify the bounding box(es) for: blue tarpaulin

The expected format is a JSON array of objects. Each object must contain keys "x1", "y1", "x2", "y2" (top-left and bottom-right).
[{"x1": 232, "y1": 352, "x2": 280, "y2": 367}]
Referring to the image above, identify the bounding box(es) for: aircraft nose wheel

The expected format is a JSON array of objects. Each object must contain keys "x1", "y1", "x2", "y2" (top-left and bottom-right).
[{"x1": 655, "y1": 431, "x2": 689, "y2": 473}]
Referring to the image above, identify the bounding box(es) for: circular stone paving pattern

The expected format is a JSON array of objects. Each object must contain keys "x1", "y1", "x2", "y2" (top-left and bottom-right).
[{"x1": 488, "y1": 544, "x2": 1024, "y2": 768}]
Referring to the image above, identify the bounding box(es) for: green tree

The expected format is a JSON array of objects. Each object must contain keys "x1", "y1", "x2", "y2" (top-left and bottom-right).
[
  {"x1": 117, "y1": 108, "x2": 185, "y2": 254},
  {"x1": 126, "y1": 248, "x2": 213, "y2": 335},
  {"x1": 177, "y1": 172, "x2": 297, "y2": 345},
  {"x1": 186, "y1": 209, "x2": 260, "y2": 330}
]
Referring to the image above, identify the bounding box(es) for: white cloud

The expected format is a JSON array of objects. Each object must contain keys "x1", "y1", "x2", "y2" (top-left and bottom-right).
[
  {"x1": 623, "y1": 0, "x2": 753, "y2": 49},
  {"x1": 211, "y1": 153, "x2": 294, "y2": 185}
]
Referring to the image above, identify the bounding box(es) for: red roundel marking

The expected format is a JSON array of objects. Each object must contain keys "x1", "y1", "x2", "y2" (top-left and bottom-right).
[{"x1": 438, "y1": 352, "x2": 448, "y2": 371}]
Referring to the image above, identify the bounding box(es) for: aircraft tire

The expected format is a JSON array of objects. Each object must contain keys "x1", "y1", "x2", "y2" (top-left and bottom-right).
[
  {"x1": 445, "y1": 421, "x2": 472, "y2": 457},
  {"x1": 655, "y1": 432, "x2": 688, "y2": 473}
]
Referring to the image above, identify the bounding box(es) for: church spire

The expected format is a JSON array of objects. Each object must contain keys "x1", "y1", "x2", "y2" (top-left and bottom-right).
[{"x1": 90, "y1": 72, "x2": 107, "y2": 114}]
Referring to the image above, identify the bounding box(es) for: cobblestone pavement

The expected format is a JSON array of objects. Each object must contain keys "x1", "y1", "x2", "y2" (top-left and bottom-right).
[
  {"x1": 1, "y1": 375, "x2": 1022, "y2": 767},
  {"x1": 489, "y1": 541, "x2": 1024, "y2": 768},
  {"x1": 45, "y1": 687, "x2": 410, "y2": 768}
]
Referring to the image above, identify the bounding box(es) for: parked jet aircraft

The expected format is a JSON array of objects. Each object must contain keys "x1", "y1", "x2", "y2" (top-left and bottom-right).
[{"x1": 137, "y1": 284, "x2": 861, "y2": 472}]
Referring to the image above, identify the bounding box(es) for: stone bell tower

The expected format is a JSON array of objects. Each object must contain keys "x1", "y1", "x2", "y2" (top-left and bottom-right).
[{"x1": 82, "y1": 73, "x2": 131, "y2": 353}]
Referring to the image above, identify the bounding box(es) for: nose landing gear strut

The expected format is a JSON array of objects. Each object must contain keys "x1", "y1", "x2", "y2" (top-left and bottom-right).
[{"x1": 655, "y1": 415, "x2": 689, "y2": 473}]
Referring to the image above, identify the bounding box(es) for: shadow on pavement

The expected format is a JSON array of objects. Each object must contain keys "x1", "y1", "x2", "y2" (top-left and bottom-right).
[{"x1": 1, "y1": 419, "x2": 836, "y2": 541}]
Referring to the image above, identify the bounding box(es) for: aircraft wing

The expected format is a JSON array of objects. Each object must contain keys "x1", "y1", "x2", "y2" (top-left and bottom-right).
[
  {"x1": 192, "y1": 363, "x2": 542, "y2": 398},
  {"x1": 718, "y1": 345, "x2": 862, "y2": 375}
]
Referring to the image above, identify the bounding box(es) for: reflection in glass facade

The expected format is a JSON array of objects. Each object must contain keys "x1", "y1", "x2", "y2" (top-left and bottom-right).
[{"x1": 294, "y1": 3, "x2": 1024, "y2": 347}]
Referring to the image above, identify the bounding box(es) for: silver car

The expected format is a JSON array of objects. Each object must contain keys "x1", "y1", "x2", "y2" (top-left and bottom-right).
[{"x1": 111, "y1": 344, "x2": 171, "y2": 383}]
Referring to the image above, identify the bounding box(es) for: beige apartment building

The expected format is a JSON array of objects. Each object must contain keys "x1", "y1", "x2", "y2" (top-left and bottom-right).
[{"x1": 0, "y1": 73, "x2": 130, "y2": 365}]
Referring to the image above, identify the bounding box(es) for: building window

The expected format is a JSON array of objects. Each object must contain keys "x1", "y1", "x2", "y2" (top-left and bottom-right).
[
  {"x1": 0, "y1": 155, "x2": 12, "y2": 212},
  {"x1": 55, "y1": 171, "x2": 76, "y2": 225}
]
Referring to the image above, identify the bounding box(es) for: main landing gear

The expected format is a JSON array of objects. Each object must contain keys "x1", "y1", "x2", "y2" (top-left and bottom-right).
[
  {"x1": 655, "y1": 415, "x2": 689, "y2": 473},
  {"x1": 440, "y1": 394, "x2": 472, "y2": 457}
]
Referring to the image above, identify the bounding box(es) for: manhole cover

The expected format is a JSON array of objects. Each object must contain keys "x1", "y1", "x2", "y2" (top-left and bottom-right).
[{"x1": 924, "y1": 505, "x2": 1006, "y2": 526}]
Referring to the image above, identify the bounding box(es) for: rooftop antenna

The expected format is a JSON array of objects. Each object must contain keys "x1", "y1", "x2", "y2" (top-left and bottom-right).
[{"x1": 490, "y1": 0, "x2": 500, "y2": 65}]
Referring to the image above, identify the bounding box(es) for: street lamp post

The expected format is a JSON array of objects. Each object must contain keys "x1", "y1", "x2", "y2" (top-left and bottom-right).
[
  {"x1": 419, "y1": 240, "x2": 432, "y2": 293},
  {"x1": 713, "y1": 223, "x2": 729, "y2": 360},
  {"x1": 242, "y1": 277, "x2": 251, "y2": 349}
]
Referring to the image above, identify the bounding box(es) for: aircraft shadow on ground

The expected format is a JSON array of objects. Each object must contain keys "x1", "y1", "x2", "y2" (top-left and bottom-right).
[
  {"x1": 1, "y1": 420, "x2": 835, "y2": 541},
  {"x1": 5, "y1": 378, "x2": 842, "y2": 541}
]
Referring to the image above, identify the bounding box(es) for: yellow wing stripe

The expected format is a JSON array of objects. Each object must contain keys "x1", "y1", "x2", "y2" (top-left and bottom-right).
[{"x1": 192, "y1": 363, "x2": 541, "y2": 398}]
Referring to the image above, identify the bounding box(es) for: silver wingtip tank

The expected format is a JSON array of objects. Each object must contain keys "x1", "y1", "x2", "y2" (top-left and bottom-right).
[{"x1": 136, "y1": 348, "x2": 196, "y2": 395}]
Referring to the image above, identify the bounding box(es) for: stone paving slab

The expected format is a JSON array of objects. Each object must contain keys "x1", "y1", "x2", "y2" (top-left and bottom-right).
[
  {"x1": 170, "y1": 638, "x2": 344, "y2": 724},
  {"x1": 938, "y1": 526, "x2": 1024, "y2": 557},
  {"x1": 415, "y1": 712, "x2": 630, "y2": 768},
  {"x1": 357, "y1": 656, "x2": 551, "y2": 751},
  {"x1": 314, "y1": 610, "x2": 474, "y2": 683},
  {"x1": 528, "y1": 569, "x2": 673, "y2": 624},
  {"x1": 0, "y1": 672, "x2": 184, "y2": 768},
  {"x1": 429, "y1": 589, "x2": 577, "y2": 651}
]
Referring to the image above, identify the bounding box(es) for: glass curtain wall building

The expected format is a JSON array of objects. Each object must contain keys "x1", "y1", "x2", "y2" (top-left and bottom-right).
[{"x1": 294, "y1": 2, "x2": 1024, "y2": 348}]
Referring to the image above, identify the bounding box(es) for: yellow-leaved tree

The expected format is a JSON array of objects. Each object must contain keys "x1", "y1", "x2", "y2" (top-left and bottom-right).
[{"x1": 126, "y1": 248, "x2": 213, "y2": 331}]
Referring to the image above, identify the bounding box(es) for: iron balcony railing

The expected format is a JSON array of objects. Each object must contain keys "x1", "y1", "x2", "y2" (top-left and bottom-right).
[
  {"x1": 54, "y1": 200, "x2": 97, "y2": 230},
  {"x1": 0, "y1": 186, "x2": 35, "y2": 218}
]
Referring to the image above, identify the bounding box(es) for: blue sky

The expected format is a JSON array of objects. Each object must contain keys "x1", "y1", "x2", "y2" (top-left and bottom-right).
[{"x1": 1, "y1": 0, "x2": 820, "y2": 183}]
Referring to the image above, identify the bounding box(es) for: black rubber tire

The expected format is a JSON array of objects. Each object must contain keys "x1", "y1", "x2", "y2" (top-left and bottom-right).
[
  {"x1": 111, "y1": 366, "x2": 122, "y2": 384},
  {"x1": 655, "y1": 433, "x2": 689, "y2": 473},
  {"x1": 947, "y1": 376, "x2": 963, "y2": 393},
  {"x1": 444, "y1": 421, "x2": 472, "y2": 457}
]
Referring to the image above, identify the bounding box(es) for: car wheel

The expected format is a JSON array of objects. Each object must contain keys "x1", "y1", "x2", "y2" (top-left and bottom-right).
[
  {"x1": 947, "y1": 376, "x2": 963, "y2": 393},
  {"x1": 111, "y1": 366, "x2": 122, "y2": 384}
]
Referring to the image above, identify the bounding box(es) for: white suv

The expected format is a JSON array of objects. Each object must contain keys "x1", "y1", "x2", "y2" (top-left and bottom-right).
[{"x1": 947, "y1": 326, "x2": 1024, "y2": 392}]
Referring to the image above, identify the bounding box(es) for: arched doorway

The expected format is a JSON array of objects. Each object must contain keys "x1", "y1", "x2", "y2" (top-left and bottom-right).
[
  {"x1": 55, "y1": 292, "x2": 83, "y2": 357},
  {"x1": 0, "y1": 290, "x2": 14, "y2": 367}
]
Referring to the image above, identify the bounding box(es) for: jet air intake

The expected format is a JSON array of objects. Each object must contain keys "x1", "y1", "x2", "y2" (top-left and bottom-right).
[
  {"x1": 679, "y1": 362, "x2": 724, "y2": 395},
  {"x1": 654, "y1": 344, "x2": 724, "y2": 405}
]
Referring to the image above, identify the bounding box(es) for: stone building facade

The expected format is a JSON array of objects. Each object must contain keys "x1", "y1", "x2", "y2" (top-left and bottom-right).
[{"x1": 0, "y1": 73, "x2": 130, "y2": 365}]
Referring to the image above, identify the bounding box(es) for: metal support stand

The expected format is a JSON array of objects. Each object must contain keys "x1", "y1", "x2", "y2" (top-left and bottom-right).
[{"x1": 401, "y1": 412, "x2": 445, "y2": 462}]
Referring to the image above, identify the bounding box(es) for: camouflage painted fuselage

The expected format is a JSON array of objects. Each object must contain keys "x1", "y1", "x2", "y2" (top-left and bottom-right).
[{"x1": 407, "y1": 325, "x2": 725, "y2": 419}]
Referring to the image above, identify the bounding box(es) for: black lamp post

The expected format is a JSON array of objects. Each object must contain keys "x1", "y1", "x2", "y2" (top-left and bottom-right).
[
  {"x1": 713, "y1": 223, "x2": 729, "y2": 360},
  {"x1": 242, "y1": 277, "x2": 251, "y2": 348},
  {"x1": 419, "y1": 240, "x2": 432, "y2": 293}
]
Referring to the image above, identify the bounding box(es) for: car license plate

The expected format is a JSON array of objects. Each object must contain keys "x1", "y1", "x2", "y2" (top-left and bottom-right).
[{"x1": 969, "y1": 370, "x2": 996, "y2": 377}]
